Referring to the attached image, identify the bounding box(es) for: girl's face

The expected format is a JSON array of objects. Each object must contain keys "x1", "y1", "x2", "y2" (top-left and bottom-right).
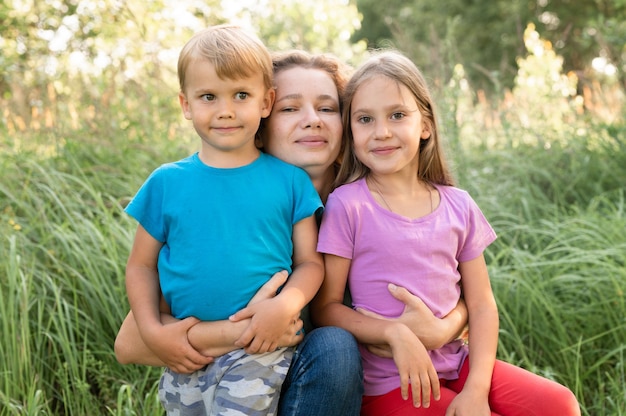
[
  {"x1": 350, "y1": 75, "x2": 430, "y2": 177},
  {"x1": 263, "y1": 67, "x2": 343, "y2": 177}
]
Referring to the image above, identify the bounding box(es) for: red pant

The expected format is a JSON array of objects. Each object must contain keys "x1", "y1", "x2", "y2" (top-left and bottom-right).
[{"x1": 361, "y1": 359, "x2": 580, "y2": 416}]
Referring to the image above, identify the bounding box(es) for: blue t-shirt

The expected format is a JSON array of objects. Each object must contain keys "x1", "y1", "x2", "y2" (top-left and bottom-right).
[{"x1": 125, "y1": 152, "x2": 322, "y2": 321}]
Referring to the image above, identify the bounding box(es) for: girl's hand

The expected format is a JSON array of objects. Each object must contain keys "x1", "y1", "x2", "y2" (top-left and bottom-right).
[
  {"x1": 144, "y1": 317, "x2": 214, "y2": 373},
  {"x1": 386, "y1": 323, "x2": 440, "y2": 408},
  {"x1": 445, "y1": 388, "x2": 490, "y2": 416}
]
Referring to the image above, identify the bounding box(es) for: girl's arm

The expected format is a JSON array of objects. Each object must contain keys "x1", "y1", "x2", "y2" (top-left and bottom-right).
[
  {"x1": 310, "y1": 253, "x2": 441, "y2": 409},
  {"x1": 446, "y1": 254, "x2": 499, "y2": 416},
  {"x1": 231, "y1": 215, "x2": 324, "y2": 353}
]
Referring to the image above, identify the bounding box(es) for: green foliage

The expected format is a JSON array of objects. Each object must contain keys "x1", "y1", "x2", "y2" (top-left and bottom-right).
[
  {"x1": 353, "y1": 0, "x2": 626, "y2": 93},
  {"x1": 0, "y1": 2, "x2": 625, "y2": 415}
]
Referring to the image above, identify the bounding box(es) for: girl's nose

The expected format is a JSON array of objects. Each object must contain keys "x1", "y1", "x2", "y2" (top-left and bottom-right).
[{"x1": 374, "y1": 121, "x2": 391, "y2": 139}]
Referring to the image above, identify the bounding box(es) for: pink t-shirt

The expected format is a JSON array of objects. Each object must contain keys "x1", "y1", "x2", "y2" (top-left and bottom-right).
[{"x1": 317, "y1": 178, "x2": 497, "y2": 396}]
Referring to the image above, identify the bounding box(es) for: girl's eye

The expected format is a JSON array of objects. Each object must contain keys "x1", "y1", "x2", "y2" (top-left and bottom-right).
[
  {"x1": 201, "y1": 94, "x2": 216, "y2": 101},
  {"x1": 358, "y1": 115, "x2": 373, "y2": 124},
  {"x1": 235, "y1": 92, "x2": 249, "y2": 100},
  {"x1": 391, "y1": 112, "x2": 405, "y2": 120}
]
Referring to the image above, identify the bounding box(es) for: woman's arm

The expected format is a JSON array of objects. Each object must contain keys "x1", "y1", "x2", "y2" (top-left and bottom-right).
[
  {"x1": 310, "y1": 253, "x2": 440, "y2": 409},
  {"x1": 114, "y1": 271, "x2": 303, "y2": 372}
]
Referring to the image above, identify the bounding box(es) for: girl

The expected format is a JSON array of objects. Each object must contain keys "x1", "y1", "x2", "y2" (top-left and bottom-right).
[{"x1": 311, "y1": 50, "x2": 580, "y2": 416}]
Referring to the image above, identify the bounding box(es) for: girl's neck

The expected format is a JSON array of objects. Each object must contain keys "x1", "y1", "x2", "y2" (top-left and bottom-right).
[{"x1": 366, "y1": 174, "x2": 437, "y2": 219}]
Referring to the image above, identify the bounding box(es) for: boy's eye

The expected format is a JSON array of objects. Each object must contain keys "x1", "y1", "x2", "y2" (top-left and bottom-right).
[
  {"x1": 201, "y1": 94, "x2": 216, "y2": 101},
  {"x1": 235, "y1": 92, "x2": 249, "y2": 100}
]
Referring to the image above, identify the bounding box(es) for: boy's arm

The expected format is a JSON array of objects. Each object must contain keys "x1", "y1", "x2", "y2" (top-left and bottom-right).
[
  {"x1": 231, "y1": 215, "x2": 324, "y2": 353},
  {"x1": 115, "y1": 271, "x2": 302, "y2": 368},
  {"x1": 125, "y1": 225, "x2": 213, "y2": 373},
  {"x1": 125, "y1": 224, "x2": 164, "y2": 347}
]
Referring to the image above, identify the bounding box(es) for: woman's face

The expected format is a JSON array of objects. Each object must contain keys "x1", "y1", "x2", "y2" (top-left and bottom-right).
[{"x1": 263, "y1": 67, "x2": 343, "y2": 177}]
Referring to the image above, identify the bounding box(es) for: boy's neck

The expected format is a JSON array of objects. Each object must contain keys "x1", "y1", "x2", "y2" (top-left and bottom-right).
[{"x1": 198, "y1": 147, "x2": 261, "y2": 168}]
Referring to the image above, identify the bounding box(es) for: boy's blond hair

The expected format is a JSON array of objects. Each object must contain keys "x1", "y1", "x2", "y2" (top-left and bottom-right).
[{"x1": 178, "y1": 25, "x2": 273, "y2": 93}]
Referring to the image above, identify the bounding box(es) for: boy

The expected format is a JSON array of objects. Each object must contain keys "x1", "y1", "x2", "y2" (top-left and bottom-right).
[{"x1": 124, "y1": 25, "x2": 324, "y2": 415}]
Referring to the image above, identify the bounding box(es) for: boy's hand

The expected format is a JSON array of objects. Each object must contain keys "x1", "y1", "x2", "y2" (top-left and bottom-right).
[
  {"x1": 230, "y1": 296, "x2": 299, "y2": 353},
  {"x1": 144, "y1": 317, "x2": 214, "y2": 374},
  {"x1": 247, "y1": 270, "x2": 288, "y2": 306}
]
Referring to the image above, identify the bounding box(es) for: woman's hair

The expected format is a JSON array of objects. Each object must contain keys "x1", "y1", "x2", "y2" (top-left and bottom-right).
[
  {"x1": 335, "y1": 50, "x2": 454, "y2": 188},
  {"x1": 270, "y1": 50, "x2": 350, "y2": 104},
  {"x1": 177, "y1": 25, "x2": 273, "y2": 92}
]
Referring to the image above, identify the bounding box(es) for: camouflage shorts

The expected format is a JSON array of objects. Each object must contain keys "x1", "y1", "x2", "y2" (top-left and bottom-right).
[{"x1": 158, "y1": 347, "x2": 294, "y2": 416}]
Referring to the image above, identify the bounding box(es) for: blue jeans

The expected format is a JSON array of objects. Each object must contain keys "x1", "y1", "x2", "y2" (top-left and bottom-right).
[{"x1": 278, "y1": 326, "x2": 363, "y2": 416}]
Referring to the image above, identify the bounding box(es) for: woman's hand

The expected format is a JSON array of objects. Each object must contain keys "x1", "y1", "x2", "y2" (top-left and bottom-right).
[{"x1": 358, "y1": 283, "x2": 467, "y2": 355}]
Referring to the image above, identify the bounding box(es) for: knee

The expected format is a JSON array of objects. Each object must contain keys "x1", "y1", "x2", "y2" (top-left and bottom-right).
[
  {"x1": 542, "y1": 383, "x2": 581, "y2": 416},
  {"x1": 113, "y1": 333, "x2": 132, "y2": 364},
  {"x1": 561, "y1": 388, "x2": 582, "y2": 416},
  {"x1": 308, "y1": 327, "x2": 362, "y2": 381}
]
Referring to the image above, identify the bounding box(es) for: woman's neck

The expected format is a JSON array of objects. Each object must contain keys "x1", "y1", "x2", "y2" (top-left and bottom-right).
[{"x1": 310, "y1": 166, "x2": 337, "y2": 204}]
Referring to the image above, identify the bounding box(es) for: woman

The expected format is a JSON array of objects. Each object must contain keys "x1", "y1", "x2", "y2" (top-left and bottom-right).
[{"x1": 114, "y1": 50, "x2": 468, "y2": 416}]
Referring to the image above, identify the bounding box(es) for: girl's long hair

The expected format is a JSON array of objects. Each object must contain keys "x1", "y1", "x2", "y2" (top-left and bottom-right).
[{"x1": 335, "y1": 50, "x2": 455, "y2": 189}]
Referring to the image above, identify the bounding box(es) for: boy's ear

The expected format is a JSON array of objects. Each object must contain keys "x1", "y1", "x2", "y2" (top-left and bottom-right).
[
  {"x1": 179, "y1": 92, "x2": 192, "y2": 120},
  {"x1": 261, "y1": 88, "x2": 275, "y2": 118}
]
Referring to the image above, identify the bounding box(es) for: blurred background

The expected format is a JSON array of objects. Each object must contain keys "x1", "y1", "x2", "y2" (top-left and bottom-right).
[{"x1": 1, "y1": 1, "x2": 624, "y2": 415}]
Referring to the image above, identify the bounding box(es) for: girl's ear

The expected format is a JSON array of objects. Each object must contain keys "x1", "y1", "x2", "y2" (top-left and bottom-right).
[{"x1": 420, "y1": 121, "x2": 432, "y2": 139}]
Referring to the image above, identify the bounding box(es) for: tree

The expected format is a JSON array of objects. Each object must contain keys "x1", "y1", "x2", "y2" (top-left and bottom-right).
[
  {"x1": 0, "y1": 0, "x2": 364, "y2": 133},
  {"x1": 353, "y1": 0, "x2": 626, "y2": 92}
]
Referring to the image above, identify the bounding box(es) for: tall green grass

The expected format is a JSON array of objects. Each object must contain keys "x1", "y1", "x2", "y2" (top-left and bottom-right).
[{"x1": 1, "y1": 114, "x2": 624, "y2": 414}]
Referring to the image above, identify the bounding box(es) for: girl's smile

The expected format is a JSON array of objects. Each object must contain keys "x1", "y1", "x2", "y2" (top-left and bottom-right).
[{"x1": 350, "y1": 75, "x2": 430, "y2": 177}]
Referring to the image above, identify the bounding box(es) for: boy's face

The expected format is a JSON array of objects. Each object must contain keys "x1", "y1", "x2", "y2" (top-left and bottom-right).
[{"x1": 179, "y1": 58, "x2": 274, "y2": 167}]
